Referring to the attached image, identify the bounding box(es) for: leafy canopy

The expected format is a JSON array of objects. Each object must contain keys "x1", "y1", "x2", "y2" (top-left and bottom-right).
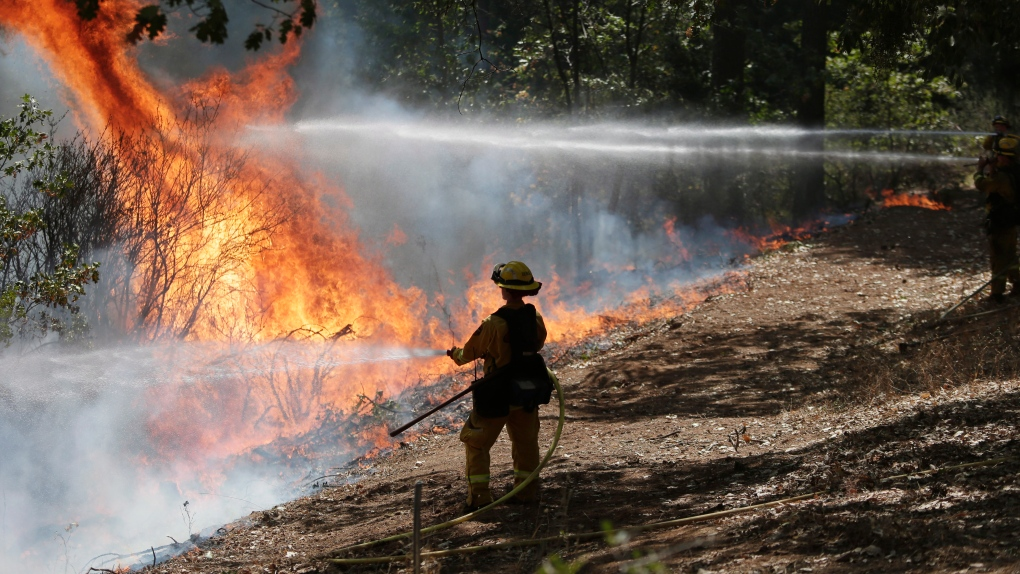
[{"x1": 68, "y1": 0, "x2": 317, "y2": 51}]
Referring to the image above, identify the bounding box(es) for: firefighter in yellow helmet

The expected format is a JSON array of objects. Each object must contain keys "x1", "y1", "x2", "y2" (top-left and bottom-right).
[
  {"x1": 446, "y1": 261, "x2": 556, "y2": 509},
  {"x1": 975, "y1": 134, "x2": 1020, "y2": 303}
]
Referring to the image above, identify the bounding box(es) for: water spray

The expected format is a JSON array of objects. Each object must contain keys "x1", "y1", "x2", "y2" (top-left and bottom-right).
[
  {"x1": 186, "y1": 345, "x2": 448, "y2": 383},
  {"x1": 296, "y1": 347, "x2": 447, "y2": 373},
  {"x1": 316, "y1": 346, "x2": 447, "y2": 367},
  {"x1": 260, "y1": 120, "x2": 985, "y2": 164}
]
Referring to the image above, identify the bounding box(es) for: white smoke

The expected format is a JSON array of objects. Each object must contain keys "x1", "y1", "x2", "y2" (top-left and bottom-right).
[
  {"x1": 0, "y1": 34, "x2": 75, "y2": 138},
  {"x1": 0, "y1": 341, "x2": 449, "y2": 572},
  {"x1": 0, "y1": 346, "x2": 259, "y2": 572}
]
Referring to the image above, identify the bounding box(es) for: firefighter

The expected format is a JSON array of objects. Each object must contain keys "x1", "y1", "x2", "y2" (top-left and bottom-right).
[
  {"x1": 975, "y1": 134, "x2": 1020, "y2": 303},
  {"x1": 446, "y1": 261, "x2": 555, "y2": 510},
  {"x1": 980, "y1": 115, "x2": 1011, "y2": 169}
]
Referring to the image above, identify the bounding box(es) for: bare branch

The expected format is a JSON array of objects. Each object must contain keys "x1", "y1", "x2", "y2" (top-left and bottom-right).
[{"x1": 457, "y1": 0, "x2": 502, "y2": 114}]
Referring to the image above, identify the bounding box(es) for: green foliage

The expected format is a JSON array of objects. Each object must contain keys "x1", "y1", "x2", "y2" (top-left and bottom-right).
[
  {"x1": 0, "y1": 196, "x2": 42, "y2": 266},
  {"x1": 0, "y1": 95, "x2": 68, "y2": 190},
  {"x1": 825, "y1": 37, "x2": 967, "y2": 202},
  {"x1": 188, "y1": 0, "x2": 229, "y2": 44},
  {"x1": 335, "y1": 0, "x2": 712, "y2": 116},
  {"x1": 836, "y1": 1, "x2": 1020, "y2": 112},
  {"x1": 827, "y1": 38, "x2": 960, "y2": 131},
  {"x1": 335, "y1": 0, "x2": 476, "y2": 109},
  {"x1": 1, "y1": 244, "x2": 100, "y2": 343},
  {"x1": 355, "y1": 390, "x2": 403, "y2": 424},
  {"x1": 537, "y1": 553, "x2": 586, "y2": 574},
  {"x1": 126, "y1": 5, "x2": 169, "y2": 44},
  {"x1": 0, "y1": 96, "x2": 99, "y2": 345}
]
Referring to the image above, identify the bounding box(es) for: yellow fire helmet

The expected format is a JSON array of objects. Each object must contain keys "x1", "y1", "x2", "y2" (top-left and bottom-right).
[
  {"x1": 996, "y1": 135, "x2": 1020, "y2": 157},
  {"x1": 491, "y1": 261, "x2": 543, "y2": 292}
]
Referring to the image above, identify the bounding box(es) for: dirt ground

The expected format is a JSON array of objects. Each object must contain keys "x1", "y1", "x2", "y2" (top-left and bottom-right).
[{"x1": 143, "y1": 190, "x2": 1020, "y2": 574}]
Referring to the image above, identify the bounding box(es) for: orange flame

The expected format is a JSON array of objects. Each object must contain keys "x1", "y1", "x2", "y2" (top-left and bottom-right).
[
  {"x1": 728, "y1": 220, "x2": 815, "y2": 254},
  {"x1": 879, "y1": 188, "x2": 949, "y2": 211},
  {"x1": 663, "y1": 216, "x2": 692, "y2": 263}
]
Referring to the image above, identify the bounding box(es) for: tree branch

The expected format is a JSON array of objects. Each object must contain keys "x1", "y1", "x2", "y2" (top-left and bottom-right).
[{"x1": 457, "y1": 0, "x2": 501, "y2": 114}]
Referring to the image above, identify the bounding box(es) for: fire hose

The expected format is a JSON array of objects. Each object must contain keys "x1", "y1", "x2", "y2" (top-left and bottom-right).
[
  {"x1": 387, "y1": 370, "x2": 503, "y2": 437},
  {"x1": 935, "y1": 256, "x2": 1020, "y2": 323},
  {"x1": 328, "y1": 370, "x2": 566, "y2": 556}
]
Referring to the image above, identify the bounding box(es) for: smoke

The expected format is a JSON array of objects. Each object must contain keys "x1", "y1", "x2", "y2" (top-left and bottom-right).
[
  {"x1": 0, "y1": 34, "x2": 75, "y2": 138},
  {"x1": 0, "y1": 345, "x2": 212, "y2": 572},
  {"x1": 1, "y1": 347, "x2": 237, "y2": 571},
  {"x1": 0, "y1": 342, "x2": 448, "y2": 572}
]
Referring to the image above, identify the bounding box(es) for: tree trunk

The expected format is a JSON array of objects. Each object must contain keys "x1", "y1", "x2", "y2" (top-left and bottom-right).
[
  {"x1": 608, "y1": 166, "x2": 625, "y2": 214},
  {"x1": 710, "y1": 0, "x2": 746, "y2": 113},
  {"x1": 570, "y1": 0, "x2": 582, "y2": 113},
  {"x1": 542, "y1": 0, "x2": 573, "y2": 112},
  {"x1": 708, "y1": 0, "x2": 749, "y2": 224},
  {"x1": 569, "y1": 174, "x2": 587, "y2": 274},
  {"x1": 792, "y1": 0, "x2": 828, "y2": 220},
  {"x1": 434, "y1": 0, "x2": 448, "y2": 105}
]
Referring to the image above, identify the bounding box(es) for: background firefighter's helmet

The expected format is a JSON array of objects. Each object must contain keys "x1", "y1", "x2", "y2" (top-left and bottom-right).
[
  {"x1": 491, "y1": 261, "x2": 543, "y2": 291},
  {"x1": 993, "y1": 115, "x2": 1011, "y2": 128},
  {"x1": 996, "y1": 135, "x2": 1020, "y2": 156}
]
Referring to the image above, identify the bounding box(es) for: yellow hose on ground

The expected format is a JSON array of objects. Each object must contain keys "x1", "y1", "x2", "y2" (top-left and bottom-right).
[{"x1": 328, "y1": 371, "x2": 567, "y2": 556}]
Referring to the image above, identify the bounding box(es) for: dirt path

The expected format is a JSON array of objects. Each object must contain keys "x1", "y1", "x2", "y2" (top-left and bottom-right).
[{"x1": 148, "y1": 191, "x2": 1020, "y2": 574}]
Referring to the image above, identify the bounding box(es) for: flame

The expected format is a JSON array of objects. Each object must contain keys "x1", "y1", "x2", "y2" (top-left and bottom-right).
[
  {"x1": 385, "y1": 223, "x2": 408, "y2": 246},
  {"x1": 0, "y1": 0, "x2": 158, "y2": 130},
  {"x1": 663, "y1": 217, "x2": 692, "y2": 263},
  {"x1": 728, "y1": 221, "x2": 812, "y2": 254},
  {"x1": 879, "y1": 188, "x2": 949, "y2": 210}
]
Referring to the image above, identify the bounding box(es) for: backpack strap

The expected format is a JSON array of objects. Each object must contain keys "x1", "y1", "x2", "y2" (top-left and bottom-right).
[
  {"x1": 493, "y1": 304, "x2": 539, "y2": 363},
  {"x1": 491, "y1": 304, "x2": 551, "y2": 411}
]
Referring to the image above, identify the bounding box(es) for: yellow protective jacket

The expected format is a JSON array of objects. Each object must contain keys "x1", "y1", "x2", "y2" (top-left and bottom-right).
[{"x1": 450, "y1": 301, "x2": 548, "y2": 376}]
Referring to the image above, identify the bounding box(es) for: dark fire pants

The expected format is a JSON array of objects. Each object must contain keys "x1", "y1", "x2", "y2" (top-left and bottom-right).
[{"x1": 988, "y1": 226, "x2": 1020, "y2": 295}]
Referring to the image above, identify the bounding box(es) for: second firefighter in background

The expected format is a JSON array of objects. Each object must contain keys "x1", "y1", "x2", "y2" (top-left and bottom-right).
[
  {"x1": 975, "y1": 134, "x2": 1020, "y2": 302},
  {"x1": 447, "y1": 261, "x2": 555, "y2": 510}
]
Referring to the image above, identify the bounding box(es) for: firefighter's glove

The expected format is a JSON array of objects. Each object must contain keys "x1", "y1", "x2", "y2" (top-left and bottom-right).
[{"x1": 447, "y1": 347, "x2": 461, "y2": 359}]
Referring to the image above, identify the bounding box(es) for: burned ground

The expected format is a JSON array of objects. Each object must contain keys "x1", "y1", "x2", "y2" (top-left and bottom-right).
[{"x1": 146, "y1": 191, "x2": 1020, "y2": 574}]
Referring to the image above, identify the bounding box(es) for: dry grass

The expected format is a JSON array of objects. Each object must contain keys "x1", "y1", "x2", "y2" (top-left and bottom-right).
[{"x1": 843, "y1": 307, "x2": 1020, "y2": 402}]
